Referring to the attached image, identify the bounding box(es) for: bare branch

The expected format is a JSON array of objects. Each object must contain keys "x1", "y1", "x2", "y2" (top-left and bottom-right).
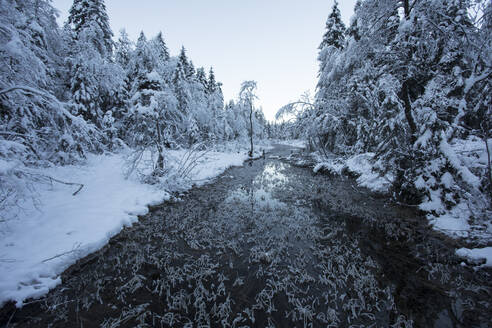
[
  {"x1": 45, "y1": 176, "x2": 85, "y2": 196},
  {"x1": 0, "y1": 86, "x2": 50, "y2": 97},
  {"x1": 41, "y1": 243, "x2": 82, "y2": 263}
]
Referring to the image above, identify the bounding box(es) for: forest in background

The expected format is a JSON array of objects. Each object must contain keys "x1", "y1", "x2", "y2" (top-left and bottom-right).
[{"x1": 0, "y1": 0, "x2": 284, "y2": 221}]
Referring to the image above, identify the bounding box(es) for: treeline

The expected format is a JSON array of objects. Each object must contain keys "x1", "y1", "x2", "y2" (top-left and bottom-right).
[
  {"x1": 0, "y1": 0, "x2": 268, "y2": 169},
  {"x1": 283, "y1": 0, "x2": 491, "y2": 221}
]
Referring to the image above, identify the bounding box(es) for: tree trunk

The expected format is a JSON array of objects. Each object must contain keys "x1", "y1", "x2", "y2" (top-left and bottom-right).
[
  {"x1": 249, "y1": 101, "x2": 254, "y2": 157},
  {"x1": 156, "y1": 121, "x2": 164, "y2": 170},
  {"x1": 402, "y1": 81, "x2": 417, "y2": 144},
  {"x1": 400, "y1": 1, "x2": 416, "y2": 144},
  {"x1": 485, "y1": 134, "x2": 492, "y2": 193},
  {"x1": 483, "y1": 114, "x2": 492, "y2": 194},
  {"x1": 403, "y1": 0, "x2": 410, "y2": 19}
]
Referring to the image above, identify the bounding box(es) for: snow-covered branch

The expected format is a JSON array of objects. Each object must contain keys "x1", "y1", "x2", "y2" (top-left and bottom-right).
[
  {"x1": 464, "y1": 70, "x2": 492, "y2": 95},
  {"x1": 0, "y1": 85, "x2": 54, "y2": 98}
]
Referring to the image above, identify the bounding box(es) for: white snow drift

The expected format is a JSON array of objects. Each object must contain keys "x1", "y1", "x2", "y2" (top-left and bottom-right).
[{"x1": 0, "y1": 148, "x2": 252, "y2": 307}]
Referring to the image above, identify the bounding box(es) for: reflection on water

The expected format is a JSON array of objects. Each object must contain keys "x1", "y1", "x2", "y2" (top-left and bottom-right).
[
  {"x1": 256, "y1": 162, "x2": 289, "y2": 187},
  {"x1": 217, "y1": 160, "x2": 403, "y2": 327},
  {"x1": 225, "y1": 162, "x2": 289, "y2": 213}
]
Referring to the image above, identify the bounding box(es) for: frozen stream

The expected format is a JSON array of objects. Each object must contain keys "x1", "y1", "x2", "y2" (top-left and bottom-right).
[{"x1": 2, "y1": 145, "x2": 491, "y2": 327}]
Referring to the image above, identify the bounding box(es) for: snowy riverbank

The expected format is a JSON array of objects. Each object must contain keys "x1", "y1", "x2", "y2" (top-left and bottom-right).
[
  {"x1": 311, "y1": 137, "x2": 492, "y2": 267},
  {"x1": 0, "y1": 144, "x2": 268, "y2": 307}
]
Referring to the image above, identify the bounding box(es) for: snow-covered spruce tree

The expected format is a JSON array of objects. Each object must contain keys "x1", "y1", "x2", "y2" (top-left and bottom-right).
[
  {"x1": 128, "y1": 32, "x2": 155, "y2": 83},
  {"x1": 124, "y1": 31, "x2": 186, "y2": 172},
  {"x1": 67, "y1": 0, "x2": 123, "y2": 129},
  {"x1": 0, "y1": 0, "x2": 101, "y2": 165},
  {"x1": 128, "y1": 71, "x2": 178, "y2": 171},
  {"x1": 184, "y1": 65, "x2": 224, "y2": 143},
  {"x1": 173, "y1": 47, "x2": 198, "y2": 145},
  {"x1": 206, "y1": 67, "x2": 225, "y2": 141},
  {"x1": 212, "y1": 82, "x2": 226, "y2": 140},
  {"x1": 115, "y1": 29, "x2": 133, "y2": 69},
  {"x1": 186, "y1": 60, "x2": 196, "y2": 80},
  {"x1": 403, "y1": 0, "x2": 492, "y2": 219},
  {"x1": 318, "y1": 0, "x2": 345, "y2": 51},
  {"x1": 151, "y1": 31, "x2": 170, "y2": 64},
  {"x1": 0, "y1": 0, "x2": 104, "y2": 222},
  {"x1": 185, "y1": 64, "x2": 210, "y2": 143},
  {"x1": 177, "y1": 46, "x2": 191, "y2": 80},
  {"x1": 124, "y1": 34, "x2": 169, "y2": 167},
  {"x1": 196, "y1": 67, "x2": 208, "y2": 89},
  {"x1": 317, "y1": 0, "x2": 346, "y2": 95},
  {"x1": 149, "y1": 31, "x2": 173, "y2": 83},
  {"x1": 207, "y1": 67, "x2": 217, "y2": 94},
  {"x1": 314, "y1": 0, "x2": 347, "y2": 153},
  {"x1": 112, "y1": 29, "x2": 133, "y2": 124},
  {"x1": 68, "y1": 0, "x2": 113, "y2": 57}
]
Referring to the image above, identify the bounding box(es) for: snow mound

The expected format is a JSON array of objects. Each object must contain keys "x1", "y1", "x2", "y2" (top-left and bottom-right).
[
  {"x1": 0, "y1": 154, "x2": 169, "y2": 307},
  {"x1": 456, "y1": 247, "x2": 492, "y2": 267},
  {"x1": 0, "y1": 159, "x2": 16, "y2": 174},
  {"x1": 428, "y1": 202, "x2": 471, "y2": 238},
  {"x1": 313, "y1": 161, "x2": 343, "y2": 175},
  {"x1": 345, "y1": 154, "x2": 394, "y2": 192},
  {"x1": 315, "y1": 153, "x2": 394, "y2": 193}
]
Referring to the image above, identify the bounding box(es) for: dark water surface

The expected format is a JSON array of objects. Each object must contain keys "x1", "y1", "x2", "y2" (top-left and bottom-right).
[{"x1": 1, "y1": 145, "x2": 491, "y2": 327}]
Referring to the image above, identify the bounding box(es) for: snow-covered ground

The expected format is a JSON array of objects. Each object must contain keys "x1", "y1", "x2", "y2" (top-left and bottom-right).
[{"x1": 0, "y1": 145, "x2": 258, "y2": 307}]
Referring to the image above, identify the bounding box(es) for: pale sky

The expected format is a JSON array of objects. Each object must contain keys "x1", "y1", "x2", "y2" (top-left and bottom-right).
[{"x1": 52, "y1": 0, "x2": 356, "y2": 121}]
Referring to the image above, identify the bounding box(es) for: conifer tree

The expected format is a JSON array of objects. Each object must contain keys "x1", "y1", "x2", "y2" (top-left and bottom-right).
[
  {"x1": 67, "y1": 0, "x2": 121, "y2": 127},
  {"x1": 115, "y1": 29, "x2": 133, "y2": 69},
  {"x1": 151, "y1": 31, "x2": 170, "y2": 63},
  {"x1": 196, "y1": 67, "x2": 207, "y2": 89},
  {"x1": 307, "y1": 0, "x2": 491, "y2": 225},
  {"x1": 346, "y1": 0, "x2": 362, "y2": 41},
  {"x1": 133, "y1": 32, "x2": 154, "y2": 73},
  {"x1": 319, "y1": 0, "x2": 346, "y2": 50},
  {"x1": 186, "y1": 60, "x2": 196, "y2": 80},
  {"x1": 68, "y1": 0, "x2": 113, "y2": 57},
  {"x1": 173, "y1": 61, "x2": 188, "y2": 114},
  {"x1": 0, "y1": 0, "x2": 102, "y2": 166},
  {"x1": 177, "y1": 46, "x2": 190, "y2": 78},
  {"x1": 316, "y1": 0, "x2": 348, "y2": 122},
  {"x1": 207, "y1": 67, "x2": 217, "y2": 94},
  {"x1": 126, "y1": 31, "x2": 156, "y2": 119},
  {"x1": 173, "y1": 61, "x2": 186, "y2": 84}
]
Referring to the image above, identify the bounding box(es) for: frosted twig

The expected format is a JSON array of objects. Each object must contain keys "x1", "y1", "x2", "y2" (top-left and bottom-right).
[
  {"x1": 45, "y1": 176, "x2": 84, "y2": 196},
  {"x1": 42, "y1": 243, "x2": 82, "y2": 263}
]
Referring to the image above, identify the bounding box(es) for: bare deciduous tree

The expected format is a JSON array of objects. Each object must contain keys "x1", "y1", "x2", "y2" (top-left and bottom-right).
[{"x1": 239, "y1": 81, "x2": 258, "y2": 157}]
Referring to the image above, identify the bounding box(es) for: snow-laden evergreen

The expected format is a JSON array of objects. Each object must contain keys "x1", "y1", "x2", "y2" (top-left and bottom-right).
[
  {"x1": 280, "y1": 0, "x2": 491, "y2": 240},
  {"x1": 1, "y1": 0, "x2": 268, "y2": 225}
]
